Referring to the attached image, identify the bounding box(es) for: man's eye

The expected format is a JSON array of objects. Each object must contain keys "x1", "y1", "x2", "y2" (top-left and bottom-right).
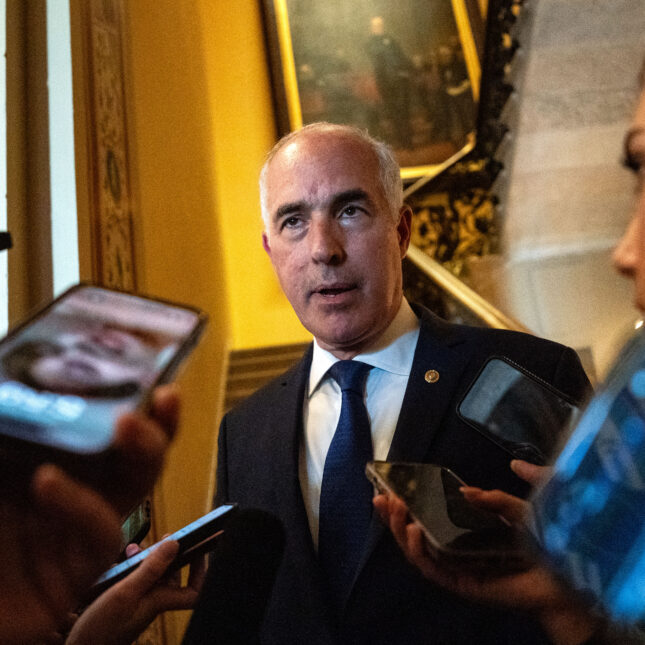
[
  {"x1": 340, "y1": 205, "x2": 361, "y2": 217},
  {"x1": 282, "y1": 216, "x2": 302, "y2": 229}
]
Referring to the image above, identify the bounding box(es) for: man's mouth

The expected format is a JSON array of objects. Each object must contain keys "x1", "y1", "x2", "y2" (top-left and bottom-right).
[{"x1": 313, "y1": 283, "x2": 357, "y2": 298}]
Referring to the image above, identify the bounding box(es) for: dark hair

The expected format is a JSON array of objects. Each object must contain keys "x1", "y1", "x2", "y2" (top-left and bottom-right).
[{"x1": 1, "y1": 340, "x2": 140, "y2": 398}]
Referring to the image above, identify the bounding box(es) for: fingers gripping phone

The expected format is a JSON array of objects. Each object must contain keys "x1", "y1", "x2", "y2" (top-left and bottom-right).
[
  {"x1": 88, "y1": 504, "x2": 238, "y2": 601},
  {"x1": 0, "y1": 284, "x2": 206, "y2": 475},
  {"x1": 367, "y1": 461, "x2": 533, "y2": 572}
]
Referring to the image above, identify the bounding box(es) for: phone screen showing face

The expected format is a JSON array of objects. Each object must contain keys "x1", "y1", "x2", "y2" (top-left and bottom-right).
[
  {"x1": 367, "y1": 461, "x2": 531, "y2": 570},
  {"x1": 458, "y1": 358, "x2": 580, "y2": 464},
  {"x1": 0, "y1": 285, "x2": 205, "y2": 455}
]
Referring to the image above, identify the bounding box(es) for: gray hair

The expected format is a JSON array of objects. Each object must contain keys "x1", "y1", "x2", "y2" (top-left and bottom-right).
[{"x1": 259, "y1": 122, "x2": 403, "y2": 230}]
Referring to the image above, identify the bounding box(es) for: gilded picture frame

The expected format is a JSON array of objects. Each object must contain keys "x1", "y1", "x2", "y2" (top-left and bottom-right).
[{"x1": 262, "y1": 0, "x2": 484, "y2": 180}]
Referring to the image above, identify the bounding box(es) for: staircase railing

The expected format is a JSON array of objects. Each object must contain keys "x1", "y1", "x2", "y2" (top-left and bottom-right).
[{"x1": 405, "y1": 243, "x2": 530, "y2": 333}]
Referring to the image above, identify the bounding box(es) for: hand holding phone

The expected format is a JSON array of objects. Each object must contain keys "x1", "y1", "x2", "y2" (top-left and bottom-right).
[
  {"x1": 0, "y1": 284, "x2": 206, "y2": 481},
  {"x1": 67, "y1": 533, "x2": 206, "y2": 645},
  {"x1": 88, "y1": 504, "x2": 238, "y2": 601},
  {"x1": 367, "y1": 461, "x2": 533, "y2": 572}
]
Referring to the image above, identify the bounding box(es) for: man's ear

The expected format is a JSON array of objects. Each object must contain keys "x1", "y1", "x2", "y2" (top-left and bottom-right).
[
  {"x1": 397, "y1": 205, "x2": 412, "y2": 257},
  {"x1": 262, "y1": 232, "x2": 272, "y2": 258}
]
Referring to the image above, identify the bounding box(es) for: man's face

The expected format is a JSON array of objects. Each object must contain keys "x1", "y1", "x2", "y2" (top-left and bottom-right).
[
  {"x1": 262, "y1": 133, "x2": 411, "y2": 359},
  {"x1": 613, "y1": 88, "x2": 645, "y2": 312},
  {"x1": 30, "y1": 324, "x2": 159, "y2": 394}
]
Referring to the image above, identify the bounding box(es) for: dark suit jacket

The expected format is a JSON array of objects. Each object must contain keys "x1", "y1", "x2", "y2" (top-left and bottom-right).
[{"x1": 210, "y1": 306, "x2": 591, "y2": 644}]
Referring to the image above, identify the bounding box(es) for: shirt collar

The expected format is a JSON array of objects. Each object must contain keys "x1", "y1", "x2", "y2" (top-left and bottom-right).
[{"x1": 308, "y1": 299, "x2": 420, "y2": 397}]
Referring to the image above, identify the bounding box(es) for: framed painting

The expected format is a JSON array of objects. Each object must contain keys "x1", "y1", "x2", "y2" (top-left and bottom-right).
[{"x1": 262, "y1": 0, "x2": 485, "y2": 179}]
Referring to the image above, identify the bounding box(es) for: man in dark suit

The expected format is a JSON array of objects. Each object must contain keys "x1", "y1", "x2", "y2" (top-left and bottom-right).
[
  {"x1": 212, "y1": 122, "x2": 591, "y2": 644},
  {"x1": 366, "y1": 16, "x2": 414, "y2": 149}
]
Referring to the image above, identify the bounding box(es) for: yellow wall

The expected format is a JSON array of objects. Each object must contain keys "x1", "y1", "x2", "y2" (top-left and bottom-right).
[
  {"x1": 123, "y1": 4, "x2": 230, "y2": 642},
  {"x1": 123, "y1": 0, "x2": 313, "y2": 514},
  {"x1": 196, "y1": 0, "x2": 311, "y2": 350},
  {"x1": 121, "y1": 1, "x2": 310, "y2": 641}
]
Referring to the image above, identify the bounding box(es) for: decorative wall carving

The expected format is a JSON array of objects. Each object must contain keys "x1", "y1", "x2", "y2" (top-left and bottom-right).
[
  {"x1": 410, "y1": 185, "x2": 497, "y2": 276},
  {"x1": 83, "y1": 0, "x2": 136, "y2": 291},
  {"x1": 77, "y1": 2, "x2": 164, "y2": 642},
  {"x1": 404, "y1": 0, "x2": 525, "y2": 283}
]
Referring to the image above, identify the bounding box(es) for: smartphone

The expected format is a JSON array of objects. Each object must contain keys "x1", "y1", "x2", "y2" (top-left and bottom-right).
[
  {"x1": 530, "y1": 329, "x2": 645, "y2": 621},
  {"x1": 88, "y1": 503, "x2": 238, "y2": 601},
  {"x1": 458, "y1": 357, "x2": 580, "y2": 464},
  {"x1": 366, "y1": 460, "x2": 533, "y2": 571},
  {"x1": 121, "y1": 499, "x2": 152, "y2": 553},
  {"x1": 0, "y1": 284, "x2": 206, "y2": 470}
]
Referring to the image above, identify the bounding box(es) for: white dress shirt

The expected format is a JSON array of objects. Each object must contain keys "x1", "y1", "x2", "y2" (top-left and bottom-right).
[{"x1": 299, "y1": 299, "x2": 421, "y2": 548}]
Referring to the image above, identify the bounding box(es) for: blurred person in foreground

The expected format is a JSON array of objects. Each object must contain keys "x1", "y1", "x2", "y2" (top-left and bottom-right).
[{"x1": 375, "y1": 60, "x2": 645, "y2": 645}]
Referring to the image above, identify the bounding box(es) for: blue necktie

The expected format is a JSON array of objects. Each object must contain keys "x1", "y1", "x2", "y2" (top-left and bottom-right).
[{"x1": 318, "y1": 360, "x2": 374, "y2": 607}]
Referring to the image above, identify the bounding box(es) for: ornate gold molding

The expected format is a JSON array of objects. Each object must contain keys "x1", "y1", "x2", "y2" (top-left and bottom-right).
[
  {"x1": 81, "y1": 0, "x2": 136, "y2": 291},
  {"x1": 75, "y1": 2, "x2": 164, "y2": 642}
]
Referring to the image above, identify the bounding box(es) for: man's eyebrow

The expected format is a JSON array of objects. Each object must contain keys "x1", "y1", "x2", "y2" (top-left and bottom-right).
[
  {"x1": 330, "y1": 189, "x2": 371, "y2": 210},
  {"x1": 274, "y1": 201, "x2": 306, "y2": 220}
]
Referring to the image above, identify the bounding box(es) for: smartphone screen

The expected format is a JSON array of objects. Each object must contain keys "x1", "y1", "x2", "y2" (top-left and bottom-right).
[
  {"x1": 0, "y1": 284, "x2": 205, "y2": 455},
  {"x1": 531, "y1": 330, "x2": 645, "y2": 622},
  {"x1": 458, "y1": 357, "x2": 580, "y2": 464},
  {"x1": 367, "y1": 461, "x2": 531, "y2": 571}
]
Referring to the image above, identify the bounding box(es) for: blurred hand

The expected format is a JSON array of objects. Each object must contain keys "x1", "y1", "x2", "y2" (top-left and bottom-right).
[
  {"x1": 0, "y1": 385, "x2": 180, "y2": 644},
  {"x1": 66, "y1": 540, "x2": 206, "y2": 645},
  {"x1": 105, "y1": 385, "x2": 180, "y2": 516},
  {"x1": 510, "y1": 459, "x2": 550, "y2": 488},
  {"x1": 0, "y1": 465, "x2": 122, "y2": 644}
]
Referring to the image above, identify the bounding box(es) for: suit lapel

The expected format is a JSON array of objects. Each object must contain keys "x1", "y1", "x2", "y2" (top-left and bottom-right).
[
  {"x1": 387, "y1": 306, "x2": 469, "y2": 462},
  {"x1": 352, "y1": 307, "x2": 472, "y2": 595},
  {"x1": 268, "y1": 345, "x2": 317, "y2": 552}
]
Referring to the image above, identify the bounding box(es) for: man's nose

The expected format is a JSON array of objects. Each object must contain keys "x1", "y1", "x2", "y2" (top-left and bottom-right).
[
  {"x1": 309, "y1": 218, "x2": 345, "y2": 264},
  {"x1": 613, "y1": 215, "x2": 639, "y2": 278}
]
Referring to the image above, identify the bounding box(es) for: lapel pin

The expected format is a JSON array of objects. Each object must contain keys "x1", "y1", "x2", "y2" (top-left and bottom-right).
[{"x1": 424, "y1": 369, "x2": 440, "y2": 383}]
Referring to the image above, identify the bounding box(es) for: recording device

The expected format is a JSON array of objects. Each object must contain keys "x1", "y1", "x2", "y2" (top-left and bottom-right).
[
  {"x1": 182, "y1": 508, "x2": 286, "y2": 645},
  {"x1": 366, "y1": 460, "x2": 532, "y2": 571},
  {"x1": 88, "y1": 503, "x2": 238, "y2": 600},
  {"x1": 458, "y1": 357, "x2": 580, "y2": 464},
  {"x1": 531, "y1": 330, "x2": 645, "y2": 622},
  {"x1": 0, "y1": 283, "x2": 206, "y2": 475}
]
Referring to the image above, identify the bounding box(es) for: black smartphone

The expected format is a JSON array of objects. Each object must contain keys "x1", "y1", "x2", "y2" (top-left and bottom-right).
[
  {"x1": 120, "y1": 499, "x2": 152, "y2": 554},
  {"x1": 88, "y1": 503, "x2": 238, "y2": 600},
  {"x1": 366, "y1": 460, "x2": 533, "y2": 571},
  {"x1": 0, "y1": 284, "x2": 206, "y2": 473},
  {"x1": 458, "y1": 357, "x2": 580, "y2": 464}
]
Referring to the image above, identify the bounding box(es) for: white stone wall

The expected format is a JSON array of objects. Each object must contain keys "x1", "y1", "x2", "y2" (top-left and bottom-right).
[{"x1": 497, "y1": 0, "x2": 645, "y2": 377}]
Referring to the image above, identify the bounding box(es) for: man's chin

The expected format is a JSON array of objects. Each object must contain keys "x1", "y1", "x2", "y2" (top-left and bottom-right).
[{"x1": 309, "y1": 322, "x2": 376, "y2": 358}]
